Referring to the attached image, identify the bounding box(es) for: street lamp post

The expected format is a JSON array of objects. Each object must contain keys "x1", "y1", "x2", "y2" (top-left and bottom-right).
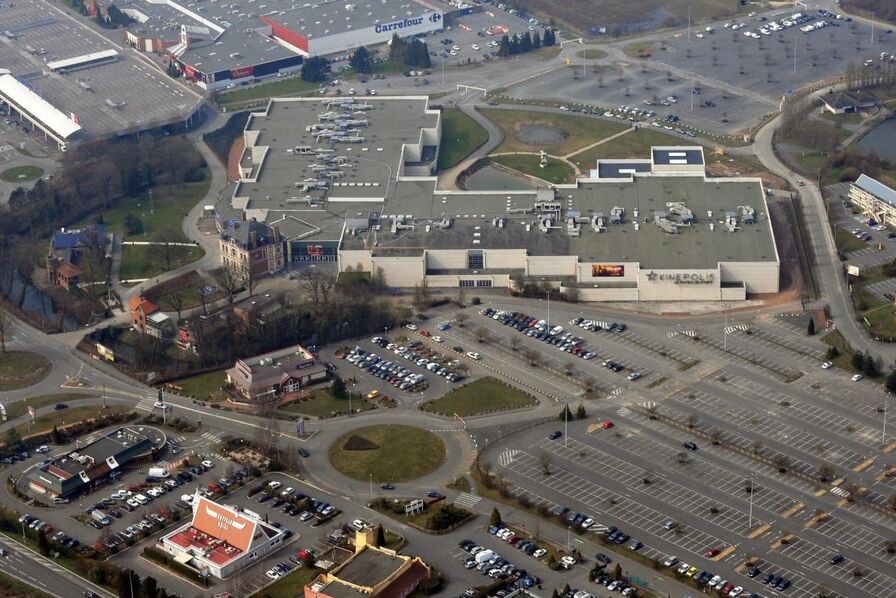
[
  {"x1": 883, "y1": 392, "x2": 889, "y2": 444},
  {"x1": 564, "y1": 400, "x2": 569, "y2": 448},
  {"x1": 748, "y1": 474, "x2": 755, "y2": 528},
  {"x1": 723, "y1": 303, "x2": 731, "y2": 351}
]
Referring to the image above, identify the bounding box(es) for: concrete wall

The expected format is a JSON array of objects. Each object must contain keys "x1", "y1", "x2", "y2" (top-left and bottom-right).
[
  {"x1": 527, "y1": 254, "x2": 576, "y2": 276},
  {"x1": 339, "y1": 249, "x2": 373, "y2": 272},
  {"x1": 306, "y1": 13, "x2": 443, "y2": 56},
  {"x1": 485, "y1": 248, "x2": 527, "y2": 269},
  {"x1": 575, "y1": 262, "x2": 638, "y2": 284},
  {"x1": 719, "y1": 261, "x2": 779, "y2": 294},
  {"x1": 568, "y1": 286, "x2": 640, "y2": 301},
  {"x1": 637, "y1": 268, "x2": 721, "y2": 301},
  {"x1": 425, "y1": 249, "x2": 467, "y2": 270},
  {"x1": 427, "y1": 274, "x2": 511, "y2": 288},
  {"x1": 372, "y1": 255, "x2": 426, "y2": 287}
]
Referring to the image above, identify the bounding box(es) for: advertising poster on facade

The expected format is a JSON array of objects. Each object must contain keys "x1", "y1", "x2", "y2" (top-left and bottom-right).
[{"x1": 592, "y1": 264, "x2": 625, "y2": 277}]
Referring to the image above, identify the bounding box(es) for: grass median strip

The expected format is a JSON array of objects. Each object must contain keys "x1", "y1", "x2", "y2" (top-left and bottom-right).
[
  {"x1": 0, "y1": 351, "x2": 52, "y2": 391},
  {"x1": 421, "y1": 377, "x2": 538, "y2": 417},
  {"x1": 438, "y1": 108, "x2": 489, "y2": 170},
  {"x1": 328, "y1": 424, "x2": 445, "y2": 482}
]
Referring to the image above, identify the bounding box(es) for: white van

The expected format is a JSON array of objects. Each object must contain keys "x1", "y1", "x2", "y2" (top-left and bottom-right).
[{"x1": 268, "y1": 481, "x2": 282, "y2": 490}]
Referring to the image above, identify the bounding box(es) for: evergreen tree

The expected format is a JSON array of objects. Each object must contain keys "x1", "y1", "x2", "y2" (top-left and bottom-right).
[
  {"x1": 509, "y1": 34, "x2": 520, "y2": 55},
  {"x1": 331, "y1": 376, "x2": 347, "y2": 400},
  {"x1": 865, "y1": 353, "x2": 878, "y2": 377},
  {"x1": 301, "y1": 56, "x2": 331, "y2": 82},
  {"x1": 489, "y1": 507, "x2": 502, "y2": 526},
  {"x1": 141, "y1": 576, "x2": 159, "y2": 598},
  {"x1": 807, "y1": 318, "x2": 816, "y2": 336},
  {"x1": 852, "y1": 350, "x2": 865, "y2": 372},
  {"x1": 497, "y1": 34, "x2": 511, "y2": 57},
  {"x1": 559, "y1": 404, "x2": 573, "y2": 421},
  {"x1": 37, "y1": 530, "x2": 49, "y2": 556},
  {"x1": 543, "y1": 28, "x2": 556, "y2": 46},
  {"x1": 612, "y1": 562, "x2": 623, "y2": 580},
  {"x1": 349, "y1": 46, "x2": 372, "y2": 73},
  {"x1": 576, "y1": 403, "x2": 587, "y2": 420},
  {"x1": 532, "y1": 30, "x2": 541, "y2": 49},
  {"x1": 375, "y1": 523, "x2": 386, "y2": 546},
  {"x1": 521, "y1": 31, "x2": 533, "y2": 53},
  {"x1": 388, "y1": 33, "x2": 406, "y2": 62},
  {"x1": 886, "y1": 370, "x2": 896, "y2": 393}
]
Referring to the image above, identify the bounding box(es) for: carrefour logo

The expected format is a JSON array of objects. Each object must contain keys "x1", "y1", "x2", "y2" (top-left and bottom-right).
[{"x1": 375, "y1": 13, "x2": 441, "y2": 33}]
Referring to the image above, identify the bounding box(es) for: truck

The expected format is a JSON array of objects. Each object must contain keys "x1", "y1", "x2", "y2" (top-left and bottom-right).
[
  {"x1": 91, "y1": 510, "x2": 111, "y2": 526},
  {"x1": 148, "y1": 467, "x2": 169, "y2": 479},
  {"x1": 474, "y1": 549, "x2": 495, "y2": 565}
]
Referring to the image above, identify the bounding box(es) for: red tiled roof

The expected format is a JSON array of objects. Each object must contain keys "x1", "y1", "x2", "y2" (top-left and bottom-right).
[
  {"x1": 128, "y1": 296, "x2": 158, "y2": 315},
  {"x1": 191, "y1": 497, "x2": 256, "y2": 552},
  {"x1": 167, "y1": 526, "x2": 244, "y2": 565},
  {"x1": 55, "y1": 261, "x2": 82, "y2": 278}
]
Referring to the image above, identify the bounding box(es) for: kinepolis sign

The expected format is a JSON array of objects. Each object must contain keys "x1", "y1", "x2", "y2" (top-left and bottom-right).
[
  {"x1": 375, "y1": 12, "x2": 441, "y2": 33},
  {"x1": 646, "y1": 271, "x2": 715, "y2": 284}
]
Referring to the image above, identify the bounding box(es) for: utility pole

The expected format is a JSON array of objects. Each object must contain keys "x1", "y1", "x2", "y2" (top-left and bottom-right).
[
  {"x1": 583, "y1": 47, "x2": 587, "y2": 79},
  {"x1": 687, "y1": 6, "x2": 691, "y2": 43},
  {"x1": 793, "y1": 36, "x2": 796, "y2": 74},
  {"x1": 690, "y1": 80, "x2": 694, "y2": 111},
  {"x1": 564, "y1": 400, "x2": 568, "y2": 448},
  {"x1": 883, "y1": 392, "x2": 889, "y2": 443},
  {"x1": 102, "y1": 384, "x2": 106, "y2": 409},
  {"x1": 872, "y1": 12, "x2": 875, "y2": 47},
  {"x1": 369, "y1": 474, "x2": 373, "y2": 500},
  {"x1": 723, "y1": 304, "x2": 731, "y2": 351},
  {"x1": 748, "y1": 474, "x2": 755, "y2": 528}
]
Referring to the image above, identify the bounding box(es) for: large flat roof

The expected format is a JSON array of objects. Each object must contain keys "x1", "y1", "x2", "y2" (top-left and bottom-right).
[
  {"x1": 0, "y1": 74, "x2": 81, "y2": 139},
  {"x1": 854, "y1": 173, "x2": 896, "y2": 207},
  {"x1": 333, "y1": 547, "x2": 405, "y2": 587}
]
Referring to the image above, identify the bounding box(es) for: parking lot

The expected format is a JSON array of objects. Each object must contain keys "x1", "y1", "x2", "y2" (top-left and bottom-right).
[{"x1": 0, "y1": 0, "x2": 202, "y2": 139}]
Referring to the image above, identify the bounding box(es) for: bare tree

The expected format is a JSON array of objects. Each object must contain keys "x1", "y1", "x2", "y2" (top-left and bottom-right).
[
  {"x1": 685, "y1": 414, "x2": 699, "y2": 428},
  {"x1": 509, "y1": 336, "x2": 521, "y2": 352},
  {"x1": 302, "y1": 268, "x2": 336, "y2": 305},
  {"x1": 0, "y1": 302, "x2": 12, "y2": 353},
  {"x1": 455, "y1": 312, "x2": 468, "y2": 328},
  {"x1": 773, "y1": 454, "x2": 791, "y2": 473},
  {"x1": 219, "y1": 267, "x2": 243, "y2": 304},
  {"x1": 675, "y1": 451, "x2": 689, "y2": 465},
  {"x1": 538, "y1": 451, "x2": 553, "y2": 476},
  {"x1": 818, "y1": 464, "x2": 834, "y2": 483},
  {"x1": 474, "y1": 327, "x2": 490, "y2": 343},
  {"x1": 148, "y1": 227, "x2": 185, "y2": 272},
  {"x1": 885, "y1": 540, "x2": 896, "y2": 554},
  {"x1": 523, "y1": 349, "x2": 540, "y2": 368},
  {"x1": 709, "y1": 429, "x2": 723, "y2": 446},
  {"x1": 168, "y1": 288, "x2": 186, "y2": 320},
  {"x1": 646, "y1": 404, "x2": 658, "y2": 420},
  {"x1": 562, "y1": 361, "x2": 575, "y2": 376},
  {"x1": 751, "y1": 440, "x2": 763, "y2": 455}
]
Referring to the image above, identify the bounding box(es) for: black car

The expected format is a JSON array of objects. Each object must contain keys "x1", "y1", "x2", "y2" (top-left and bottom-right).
[
  {"x1": 258, "y1": 493, "x2": 272, "y2": 503},
  {"x1": 775, "y1": 578, "x2": 791, "y2": 590},
  {"x1": 596, "y1": 552, "x2": 612, "y2": 564},
  {"x1": 746, "y1": 566, "x2": 761, "y2": 577},
  {"x1": 830, "y1": 554, "x2": 844, "y2": 565},
  {"x1": 298, "y1": 447, "x2": 310, "y2": 458},
  {"x1": 380, "y1": 482, "x2": 395, "y2": 490},
  {"x1": 683, "y1": 441, "x2": 698, "y2": 451},
  {"x1": 549, "y1": 431, "x2": 562, "y2": 440},
  {"x1": 54, "y1": 403, "x2": 68, "y2": 410}
]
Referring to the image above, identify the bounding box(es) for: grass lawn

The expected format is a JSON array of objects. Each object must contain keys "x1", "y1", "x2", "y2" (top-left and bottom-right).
[
  {"x1": 860, "y1": 303, "x2": 896, "y2": 339},
  {"x1": 569, "y1": 127, "x2": 676, "y2": 167},
  {"x1": 835, "y1": 226, "x2": 869, "y2": 253},
  {"x1": 437, "y1": 108, "x2": 489, "y2": 170},
  {"x1": 0, "y1": 568, "x2": 46, "y2": 596},
  {"x1": 623, "y1": 42, "x2": 655, "y2": 59},
  {"x1": 0, "y1": 165, "x2": 43, "y2": 183},
  {"x1": 5, "y1": 393, "x2": 96, "y2": 420},
  {"x1": 490, "y1": 154, "x2": 576, "y2": 184},
  {"x1": 15, "y1": 405, "x2": 127, "y2": 436},
  {"x1": 820, "y1": 110, "x2": 864, "y2": 125},
  {"x1": 118, "y1": 244, "x2": 205, "y2": 281},
  {"x1": 281, "y1": 388, "x2": 372, "y2": 418},
  {"x1": 328, "y1": 424, "x2": 445, "y2": 482},
  {"x1": 482, "y1": 108, "x2": 627, "y2": 155},
  {"x1": 250, "y1": 565, "x2": 318, "y2": 598},
  {"x1": 155, "y1": 285, "x2": 202, "y2": 311},
  {"x1": 421, "y1": 377, "x2": 537, "y2": 417},
  {"x1": 75, "y1": 170, "x2": 210, "y2": 242},
  {"x1": 0, "y1": 351, "x2": 52, "y2": 391},
  {"x1": 170, "y1": 370, "x2": 228, "y2": 400},
  {"x1": 216, "y1": 78, "x2": 320, "y2": 108}
]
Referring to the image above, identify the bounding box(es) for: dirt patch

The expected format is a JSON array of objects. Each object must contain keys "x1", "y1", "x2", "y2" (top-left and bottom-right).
[
  {"x1": 768, "y1": 198, "x2": 805, "y2": 296},
  {"x1": 514, "y1": 122, "x2": 568, "y2": 146},
  {"x1": 342, "y1": 434, "x2": 381, "y2": 451},
  {"x1": 227, "y1": 135, "x2": 245, "y2": 183},
  {"x1": 705, "y1": 161, "x2": 786, "y2": 191}
]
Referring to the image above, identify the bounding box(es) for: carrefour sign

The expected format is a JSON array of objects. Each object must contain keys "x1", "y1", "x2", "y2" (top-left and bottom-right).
[{"x1": 375, "y1": 12, "x2": 442, "y2": 33}]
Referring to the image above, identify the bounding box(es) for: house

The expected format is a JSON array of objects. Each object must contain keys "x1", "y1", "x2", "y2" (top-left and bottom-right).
[
  {"x1": 46, "y1": 224, "x2": 106, "y2": 289},
  {"x1": 820, "y1": 90, "x2": 879, "y2": 114},
  {"x1": 231, "y1": 292, "x2": 286, "y2": 333},
  {"x1": 160, "y1": 494, "x2": 287, "y2": 579},
  {"x1": 219, "y1": 219, "x2": 285, "y2": 282},
  {"x1": 129, "y1": 295, "x2": 160, "y2": 333},
  {"x1": 145, "y1": 311, "x2": 172, "y2": 338},
  {"x1": 226, "y1": 344, "x2": 328, "y2": 401},
  {"x1": 305, "y1": 528, "x2": 430, "y2": 598}
]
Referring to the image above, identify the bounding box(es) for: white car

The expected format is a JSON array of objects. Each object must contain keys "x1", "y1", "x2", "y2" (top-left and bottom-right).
[
  {"x1": 663, "y1": 555, "x2": 678, "y2": 567},
  {"x1": 471, "y1": 44, "x2": 480, "y2": 51},
  {"x1": 466, "y1": 352, "x2": 481, "y2": 361},
  {"x1": 851, "y1": 373, "x2": 863, "y2": 382},
  {"x1": 405, "y1": 324, "x2": 418, "y2": 331},
  {"x1": 559, "y1": 555, "x2": 577, "y2": 569},
  {"x1": 677, "y1": 562, "x2": 690, "y2": 575},
  {"x1": 265, "y1": 569, "x2": 281, "y2": 580},
  {"x1": 281, "y1": 487, "x2": 295, "y2": 497},
  {"x1": 821, "y1": 361, "x2": 833, "y2": 369},
  {"x1": 432, "y1": 335, "x2": 444, "y2": 343},
  {"x1": 201, "y1": 460, "x2": 214, "y2": 468},
  {"x1": 532, "y1": 548, "x2": 547, "y2": 558},
  {"x1": 559, "y1": 105, "x2": 569, "y2": 111},
  {"x1": 268, "y1": 481, "x2": 282, "y2": 490},
  {"x1": 729, "y1": 588, "x2": 744, "y2": 598}
]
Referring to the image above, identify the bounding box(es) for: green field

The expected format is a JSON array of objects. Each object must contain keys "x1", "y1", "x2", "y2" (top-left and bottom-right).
[
  {"x1": 482, "y1": 108, "x2": 627, "y2": 155},
  {"x1": 4, "y1": 393, "x2": 96, "y2": 421},
  {"x1": 170, "y1": 370, "x2": 228, "y2": 400},
  {"x1": 0, "y1": 569, "x2": 47, "y2": 597},
  {"x1": 216, "y1": 77, "x2": 320, "y2": 108},
  {"x1": 118, "y1": 244, "x2": 205, "y2": 281},
  {"x1": 281, "y1": 388, "x2": 373, "y2": 418},
  {"x1": 437, "y1": 108, "x2": 489, "y2": 170},
  {"x1": 490, "y1": 154, "x2": 576, "y2": 184},
  {"x1": 76, "y1": 170, "x2": 210, "y2": 242},
  {"x1": 328, "y1": 424, "x2": 445, "y2": 482},
  {"x1": 421, "y1": 377, "x2": 537, "y2": 417},
  {"x1": 0, "y1": 351, "x2": 52, "y2": 391},
  {"x1": 0, "y1": 165, "x2": 43, "y2": 183},
  {"x1": 575, "y1": 48, "x2": 608, "y2": 60}
]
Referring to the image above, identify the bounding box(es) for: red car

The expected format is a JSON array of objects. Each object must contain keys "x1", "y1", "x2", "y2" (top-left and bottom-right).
[
  {"x1": 721, "y1": 583, "x2": 734, "y2": 594},
  {"x1": 601, "y1": 420, "x2": 614, "y2": 429},
  {"x1": 419, "y1": 329, "x2": 431, "y2": 337},
  {"x1": 707, "y1": 547, "x2": 720, "y2": 557}
]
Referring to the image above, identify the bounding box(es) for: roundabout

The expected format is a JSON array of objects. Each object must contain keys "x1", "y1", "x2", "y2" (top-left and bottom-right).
[{"x1": 328, "y1": 424, "x2": 447, "y2": 483}]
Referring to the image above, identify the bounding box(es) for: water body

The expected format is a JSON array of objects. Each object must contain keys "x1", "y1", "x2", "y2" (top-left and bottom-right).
[
  {"x1": 856, "y1": 119, "x2": 896, "y2": 161},
  {"x1": 465, "y1": 166, "x2": 535, "y2": 191},
  {"x1": 516, "y1": 124, "x2": 566, "y2": 146},
  {"x1": 0, "y1": 269, "x2": 80, "y2": 331}
]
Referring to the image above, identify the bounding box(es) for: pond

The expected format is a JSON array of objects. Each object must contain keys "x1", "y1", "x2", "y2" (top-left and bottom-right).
[
  {"x1": 465, "y1": 166, "x2": 535, "y2": 191},
  {"x1": 856, "y1": 119, "x2": 896, "y2": 161},
  {"x1": 516, "y1": 123, "x2": 566, "y2": 146}
]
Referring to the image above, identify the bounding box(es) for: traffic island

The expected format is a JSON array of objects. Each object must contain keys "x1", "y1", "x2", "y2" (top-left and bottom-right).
[{"x1": 328, "y1": 424, "x2": 446, "y2": 482}]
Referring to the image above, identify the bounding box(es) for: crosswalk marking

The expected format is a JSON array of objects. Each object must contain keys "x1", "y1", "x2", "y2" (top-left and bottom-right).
[
  {"x1": 454, "y1": 492, "x2": 481, "y2": 509},
  {"x1": 0, "y1": 144, "x2": 13, "y2": 153},
  {"x1": 616, "y1": 406, "x2": 632, "y2": 417},
  {"x1": 498, "y1": 449, "x2": 521, "y2": 467},
  {"x1": 723, "y1": 324, "x2": 750, "y2": 334},
  {"x1": 610, "y1": 387, "x2": 624, "y2": 397}
]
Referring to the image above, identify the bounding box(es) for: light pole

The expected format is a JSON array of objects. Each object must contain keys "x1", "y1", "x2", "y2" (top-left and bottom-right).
[
  {"x1": 748, "y1": 474, "x2": 755, "y2": 528},
  {"x1": 564, "y1": 400, "x2": 569, "y2": 448},
  {"x1": 723, "y1": 303, "x2": 731, "y2": 351},
  {"x1": 369, "y1": 474, "x2": 373, "y2": 500},
  {"x1": 883, "y1": 392, "x2": 890, "y2": 443}
]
